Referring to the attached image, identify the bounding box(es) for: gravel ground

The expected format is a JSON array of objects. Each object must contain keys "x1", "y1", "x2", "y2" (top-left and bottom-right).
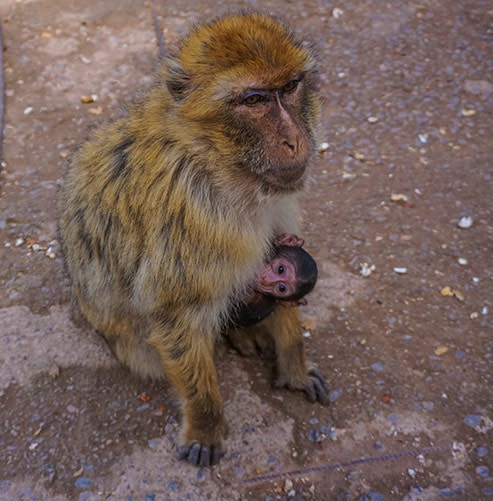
[{"x1": 0, "y1": 0, "x2": 491, "y2": 499}]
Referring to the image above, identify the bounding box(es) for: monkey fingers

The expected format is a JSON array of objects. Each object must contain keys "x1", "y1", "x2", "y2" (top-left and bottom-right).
[
  {"x1": 177, "y1": 442, "x2": 223, "y2": 467},
  {"x1": 274, "y1": 233, "x2": 305, "y2": 248}
]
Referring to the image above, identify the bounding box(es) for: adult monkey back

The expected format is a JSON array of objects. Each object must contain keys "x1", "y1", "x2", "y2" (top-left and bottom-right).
[{"x1": 58, "y1": 12, "x2": 328, "y2": 466}]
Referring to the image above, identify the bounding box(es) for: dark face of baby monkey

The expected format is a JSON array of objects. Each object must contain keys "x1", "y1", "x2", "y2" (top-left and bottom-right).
[{"x1": 58, "y1": 12, "x2": 325, "y2": 468}]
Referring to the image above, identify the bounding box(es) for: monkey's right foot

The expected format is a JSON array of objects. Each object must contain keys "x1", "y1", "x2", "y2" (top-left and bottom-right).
[
  {"x1": 177, "y1": 442, "x2": 224, "y2": 466},
  {"x1": 275, "y1": 365, "x2": 330, "y2": 405},
  {"x1": 304, "y1": 367, "x2": 330, "y2": 405}
]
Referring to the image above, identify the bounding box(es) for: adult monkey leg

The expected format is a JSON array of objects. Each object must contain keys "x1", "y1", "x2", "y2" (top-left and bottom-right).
[
  {"x1": 148, "y1": 321, "x2": 226, "y2": 466},
  {"x1": 258, "y1": 305, "x2": 329, "y2": 404}
]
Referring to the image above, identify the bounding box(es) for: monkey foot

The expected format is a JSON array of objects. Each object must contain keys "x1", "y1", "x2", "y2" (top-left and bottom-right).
[
  {"x1": 275, "y1": 366, "x2": 330, "y2": 405},
  {"x1": 177, "y1": 442, "x2": 224, "y2": 466},
  {"x1": 304, "y1": 367, "x2": 330, "y2": 405}
]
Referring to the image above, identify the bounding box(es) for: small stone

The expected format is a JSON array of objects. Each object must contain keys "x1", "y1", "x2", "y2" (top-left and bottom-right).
[
  {"x1": 165, "y1": 481, "x2": 180, "y2": 492},
  {"x1": 464, "y1": 414, "x2": 482, "y2": 428},
  {"x1": 458, "y1": 258, "x2": 468, "y2": 266},
  {"x1": 476, "y1": 466, "x2": 489, "y2": 479},
  {"x1": 476, "y1": 446, "x2": 488, "y2": 457},
  {"x1": 74, "y1": 478, "x2": 92, "y2": 488},
  {"x1": 48, "y1": 363, "x2": 60, "y2": 378},
  {"x1": 458, "y1": 216, "x2": 473, "y2": 228},
  {"x1": 329, "y1": 389, "x2": 342, "y2": 402},
  {"x1": 434, "y1": 345, "x2": 448, "y2": 356},
  {"x1": 360, "y1": 262, "x2": 376, "y2": 277},
  {"x1": 307, "y1": 428, "x2": 320, "y2": 442},
  {"x1": 332, "y1": 7, "x2": 344, "y2": 18},
  {"x1": 319, "y1": 142, "x2": 330, "y2": 153},
  {"x1": 80, "y1": 95, "x2": 97, "y2": 104},
  {"x1": 393, "y1": 267, "x2": 407, "y2": 274}
]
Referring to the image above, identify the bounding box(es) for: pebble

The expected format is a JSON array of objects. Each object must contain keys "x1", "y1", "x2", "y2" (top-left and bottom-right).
[
  {"x1": 148, "y1": 438, "x2": 161, "y2": 448},
  {"x1": 165, "y1": 481, "x2": 180, "y2": 492},
  {"x1": 329, "y1": 388, "x2": 342, "y2": 402},
  {"x1": 439, "y1": 487, "x2": 465, "y2": 496},
  {"x1": 371, "y1": 363, "x2": 384, "y2": 372},
  {"x1": 393, "y1": 267, "x2": 408, "y2": 274},
  {"x1": 361, "y1": 492, "x2": 385, "y2": 501},
  {"x1": 464, "y1": 414, "x2": 482, "y2": 428},
  {"x1": 74, "y1": 478, "x2": 92, "y2": 488},
  {"x1": 476, "y1": 446, "x2": 488, "y2": 457},
  {"x1": 476, "y1": 466, "x2": 489, "y2": 479},
  {"x1": 360, "y1": 262, "x2": 376, "y2": 277},
  {"x1": 457, "y1": 216, "x2": 473, "y2": 229},
  {"x1": 307, "y1": 428, "x2": 320, "y2": 442}
]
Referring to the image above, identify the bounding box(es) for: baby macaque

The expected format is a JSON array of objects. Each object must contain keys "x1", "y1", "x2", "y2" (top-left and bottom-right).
[{"x1": 233, "y1": 234, "x2": 317, "y2": 327}]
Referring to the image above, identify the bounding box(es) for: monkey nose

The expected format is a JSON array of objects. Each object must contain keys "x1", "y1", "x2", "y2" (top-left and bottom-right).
[{"x1": 283, "y1": 140, "x2": 298, "y2": 157}]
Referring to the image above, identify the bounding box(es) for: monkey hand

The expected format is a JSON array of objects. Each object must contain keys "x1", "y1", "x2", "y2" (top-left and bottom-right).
[{"x1": 274, "y1": 233, "x2": 305, "y2": 248}]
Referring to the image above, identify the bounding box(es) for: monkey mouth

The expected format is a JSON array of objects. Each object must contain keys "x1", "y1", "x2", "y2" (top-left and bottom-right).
[{"x1": 260, "y1": 164, "x2": 307, "y2": 192}]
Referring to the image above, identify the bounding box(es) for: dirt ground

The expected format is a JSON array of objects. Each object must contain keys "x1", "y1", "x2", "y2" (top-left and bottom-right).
[{"x1": 0, "y1": 0, "x2": 492, "y2": 499}]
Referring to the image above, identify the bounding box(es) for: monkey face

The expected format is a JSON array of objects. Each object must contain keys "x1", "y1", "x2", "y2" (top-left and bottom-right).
[
  {"x1": 227, "y1": 77, "x2": 316, "y2": 193},
  {"x1": 256, "y1": 256, "x2": 299, "y2": 299},
  {"x1": 169, "y1": 12, "x2": 320, "y2": 194}
]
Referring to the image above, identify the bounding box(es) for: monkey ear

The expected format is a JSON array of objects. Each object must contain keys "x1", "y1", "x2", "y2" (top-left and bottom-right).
[{"x1": 165, "y1": 60, "x2": 191, "y2": 101}]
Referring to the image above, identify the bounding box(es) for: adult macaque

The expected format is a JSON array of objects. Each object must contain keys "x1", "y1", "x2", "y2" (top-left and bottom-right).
[{"x1": 58, "y1": 12, "x2": 328, "y2": 467}]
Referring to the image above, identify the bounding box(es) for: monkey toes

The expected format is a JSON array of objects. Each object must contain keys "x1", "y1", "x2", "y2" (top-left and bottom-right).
[
  {"x1": 304, "y1": 367, "x2": 330, "y2": 405},
  {"x1": 275, "y1": 365, "x2": 330, "y2": 406},
  {"x1": 177, "y1": 442, "x2": 224, "y2": 467}
]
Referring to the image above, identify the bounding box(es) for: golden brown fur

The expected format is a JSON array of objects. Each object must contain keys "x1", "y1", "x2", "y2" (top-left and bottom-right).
[{"x1": 58, "y1": 12, "x2": 327, "y2": 466}]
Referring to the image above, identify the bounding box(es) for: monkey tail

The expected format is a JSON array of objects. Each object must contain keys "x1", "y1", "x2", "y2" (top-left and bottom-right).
[{"x1": 151, "y1": 6, "x2": 166, "y2": 59}]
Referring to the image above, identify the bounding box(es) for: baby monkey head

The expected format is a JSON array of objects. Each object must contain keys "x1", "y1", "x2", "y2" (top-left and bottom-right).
[{"x1": 165, "y1": 12, "x2": 321, "y2": 194}]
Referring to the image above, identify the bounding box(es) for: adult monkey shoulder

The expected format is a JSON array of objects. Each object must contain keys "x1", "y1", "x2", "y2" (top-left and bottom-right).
[{"x1": 58, "y1": 11, "x2": 327, "y2": 468}]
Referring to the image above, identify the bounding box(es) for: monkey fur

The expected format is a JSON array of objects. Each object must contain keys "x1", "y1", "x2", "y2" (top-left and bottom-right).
[{"x1": 58, "y1": 12, "x2": 328, "y2": 467}]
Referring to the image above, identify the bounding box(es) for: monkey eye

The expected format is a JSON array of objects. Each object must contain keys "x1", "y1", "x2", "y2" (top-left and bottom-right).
[
  {"x1": 277, "y1": 265, "x2": 285, "y2": 275},
  {"x1": 278, "y1": 283, "x2": 287, "y2": 293},
  {"x1": 242, "y1": 91, "x2": 266, "y2": 106},
  {"x1": 282, "y1": 79, "x2": 299, "y2": 94}
]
